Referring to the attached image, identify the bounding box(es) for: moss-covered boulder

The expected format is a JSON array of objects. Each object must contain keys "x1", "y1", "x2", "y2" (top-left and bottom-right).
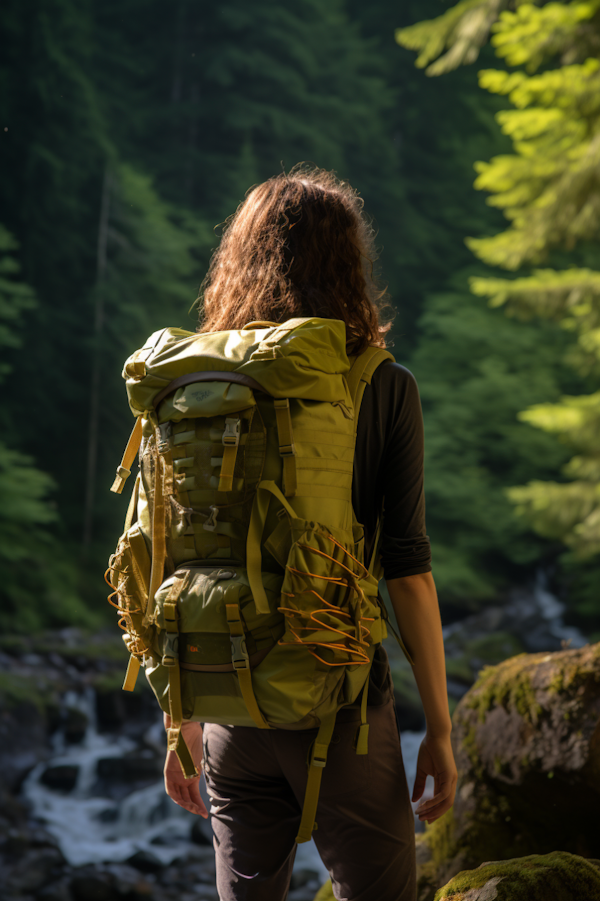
[
  {"x1": 313, "y1": 853, "x2": 600, "y2": 901},
  {"x1": 415, "y1": 643, "x2": 600, "y2": 899},
  {"x1": 434, "y1": 852, "x2": 600, "y2": 900}
]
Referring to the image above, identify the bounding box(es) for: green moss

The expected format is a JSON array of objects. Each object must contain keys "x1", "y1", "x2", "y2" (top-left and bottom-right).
[
  {"x1": 465, "y1": 654, "x2": 542, "y2": 725},
  {"x1": 461, "y1": 724, "x2": 484, "y2": 778},
  {"x1": 547, "y1": 650, "x2": 599, "y2": 697},
  {"x1": 423, "y1": 809, "x2": 458, "y2": 872},
  {"x1": 313, "y1": 880, "x2": 333, "y2": 901},
  {"x1": 0, "y1": 672, "x2": 50, "y2": 711},
  {"x1": 434, "y1": 851, "x2": 600, "y2": 900}
]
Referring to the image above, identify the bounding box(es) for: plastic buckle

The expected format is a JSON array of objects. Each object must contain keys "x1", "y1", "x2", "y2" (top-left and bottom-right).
[
  {"x1": 279, "y1": 443, "x2": 295, "y2": 457},
  {"x1": 312, "y1": 755, "x2": 327, "y2": 768},
  {"x1": 162, "y1": 633, "x2": 179, "y2": 666},
  {"x1": 203, "y1": 505, "x2": 219, "y2": 532},
  {"x1": 157, "y1": 421, "x2": 173, "y2": 454},
  {"x1": 230, "y1": 635, "x2": 249, "y2": 671},
  {"x1": 222, "y1": 418, "x2": 240, "y2": 447}
]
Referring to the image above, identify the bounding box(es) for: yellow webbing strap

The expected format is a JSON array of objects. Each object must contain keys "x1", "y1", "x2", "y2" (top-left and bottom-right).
[
  {"x1": 111, "y1": 416, "x2": 144, "y2": 494},
  {"x1": 123, "y1": 472, "x2": 141, "y2": 533},
  {"x1": 354, "y1": 676, "x2": 370, "y2": 755},
  {"x1": 122, "y1": 654, "x2": 141, "y2": 692},
  {"x1": 163, "y1": 576, "x2": 198, "y2": 778},
  {"x1": 346, "y1": 347, "x2": 394, "y2": 420},
  {"x1": 218, "y1": 418, "x2": 240, "y2": 492},
  {"x1": 296, "y1": 711, "x2": 337, "y2": 844},
  {"x1": 218, "y1": 444, "x2": 238, "y2": 492},
  {"x1": 247, "y1": 480, "x2": 298, "y2": 614},
  {"x1": 274, "y1": 398, "x2": 297, "y2": 497},
  {"x1": 225, "y1": 603, "x2": 271, "y2": 729},
  {"x1": 147, "y1": 436, "x2": 168, "y2": 619}
]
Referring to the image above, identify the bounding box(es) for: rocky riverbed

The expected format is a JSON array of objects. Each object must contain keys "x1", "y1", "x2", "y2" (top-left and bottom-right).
[
  {"x1": 0, "y1": 629, "x2": 329, "y2": 901},
  {"x1": 0, "y1": 572, "x2": 593, "y2": 901}
]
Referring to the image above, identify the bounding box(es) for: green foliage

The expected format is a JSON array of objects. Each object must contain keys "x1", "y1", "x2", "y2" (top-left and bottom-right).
[
  {"x1": 490, "y1": 0, "x2": 600, "y2": 71},
  {"x1": 395, "y1": 0, "x2": 523, "y2": 77},
  {"x1": 0, "y1": 226, "x2": 94, "y2": 632},
  {"x1": 468, "y1": 57, "x2": 600, "y2": 270},
  {"x1": 0, "y1": 225, "x2": 36, "y2": 381},
  {"x1": 507, "y1": 391, "x2": 600, "y2": 555},
  {"x1": 402, "y1": 0, "x2": 600, "y2": 622},
  {"x1": 409, "y1": 281, "x2": 574, "y2": 606}
]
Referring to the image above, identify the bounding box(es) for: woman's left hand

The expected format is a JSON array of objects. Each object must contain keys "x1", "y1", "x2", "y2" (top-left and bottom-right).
[{"x1": 163, "y1": 715, "x2": 208, "y2": 818}]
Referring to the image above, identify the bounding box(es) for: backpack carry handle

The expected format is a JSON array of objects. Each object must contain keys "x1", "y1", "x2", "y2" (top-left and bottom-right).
[
  {"x1": 153, "y1": 370, "x2": 270, "y2": 408},
  {"x1": 241, "y1": 320, "x2": 279, "y2": 329}
]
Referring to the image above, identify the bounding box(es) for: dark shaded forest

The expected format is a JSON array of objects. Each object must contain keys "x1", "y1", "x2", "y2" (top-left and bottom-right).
[{"x1": 1, "y1": 0, "x2": 598, "y2": 637}]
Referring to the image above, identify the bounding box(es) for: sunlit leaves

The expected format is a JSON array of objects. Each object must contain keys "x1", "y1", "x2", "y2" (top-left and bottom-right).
[
  {"x1": 491, "y1": 0, "x2": 600, "y2": 72},
  {"x1": 395, "y1": 0, "x2": 513, "y2": 76}
]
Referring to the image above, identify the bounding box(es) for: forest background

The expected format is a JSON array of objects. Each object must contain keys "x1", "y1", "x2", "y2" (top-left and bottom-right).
[{"x1": 1, "y1": 0, "x2": 598, "y2": 641}]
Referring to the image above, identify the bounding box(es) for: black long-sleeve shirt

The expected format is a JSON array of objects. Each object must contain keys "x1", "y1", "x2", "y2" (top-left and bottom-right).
[
  {"x1": 350, "y1": 360, "x2": 432, "y2": 708},
  {"x1": 353, "y1": 360, "x2": 431, "y2": 578}
]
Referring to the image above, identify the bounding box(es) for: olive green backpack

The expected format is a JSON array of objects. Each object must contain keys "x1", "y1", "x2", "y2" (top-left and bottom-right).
[{"x1": 107, "y1": 317, "x2": 413, "y2": 843}]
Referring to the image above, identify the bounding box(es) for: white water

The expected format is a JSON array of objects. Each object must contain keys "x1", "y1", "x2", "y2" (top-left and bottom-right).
[
  {"x1": 22, "y1": 688, "x2": 198, "y2": 868},
  {"x1": 23, "y1": 572, "x2": 584, "y2": 877},
  {"x1": 21, "y1": 685, "x2": 424, "y2": 882}
]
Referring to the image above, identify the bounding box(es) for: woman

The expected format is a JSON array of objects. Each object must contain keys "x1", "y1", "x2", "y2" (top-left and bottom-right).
[{"x1": 163, "y1": 165, "x2": 457, "y2": 901}]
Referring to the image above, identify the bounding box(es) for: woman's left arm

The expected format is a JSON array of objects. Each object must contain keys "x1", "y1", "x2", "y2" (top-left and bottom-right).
[{"x1": 163, "y1": 713, "x2": 208, "y2": 818}]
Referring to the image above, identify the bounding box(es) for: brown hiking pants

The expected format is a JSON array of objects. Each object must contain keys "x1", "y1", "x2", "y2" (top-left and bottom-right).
[{"x1": 202, "y1": 699, "x2": 417, "y2": 901}]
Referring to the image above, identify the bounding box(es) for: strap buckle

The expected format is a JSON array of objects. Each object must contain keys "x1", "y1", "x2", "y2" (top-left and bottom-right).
[
  {"x1": 230, "y1": 635, "x2": 250, "y2": 671},
  {"x1": 279, "y1": 443, "x2": 295, "y2": 457},
  {"x1": 222, "y1": 418, "x2": 240, "y2": 447},
  {"x1": 162, "y1": 633, "x2": 179, "y2": 666},
  {"x1": 203, "y1": 505, "x2": 219, "y2": 532},
  {"x1": 158, "y1": 421, "x2": 173, "y2": 454}
]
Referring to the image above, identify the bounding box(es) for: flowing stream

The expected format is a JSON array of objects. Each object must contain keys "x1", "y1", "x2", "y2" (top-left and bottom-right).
[
  {"x1": 20, "y1": 572, "x2": 588, "y2": 882},
  {"x1": 20, "y1": 685, "x2": 426, "y2": 883}
]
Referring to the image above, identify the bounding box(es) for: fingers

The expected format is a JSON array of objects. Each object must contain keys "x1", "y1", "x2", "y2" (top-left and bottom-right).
[
  {"x1": 166, "y1": 775, "x2": 208, "y2": 817},
  {"x1": 417, "y1": 774, "x2": 453, "y2": 811},
  {"x1": 411, "y1": 770, "x2": 426, "y2": 802},
  {"x1": 417, "y1": 799, "x2": 452, "y2": 823},
  {"x1": 186, "y1": 777, "x2": 209, "y2": 819}
]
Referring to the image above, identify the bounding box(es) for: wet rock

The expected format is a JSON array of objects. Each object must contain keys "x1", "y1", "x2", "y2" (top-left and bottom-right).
[
  {"x1": 0, "y1": 701, "x2": 51, "y2": 792},
  {"x1": 6, "y1": 846, "x2": 65, "y2": 892},
  {"x1": 414, "y1": 643, "x2": 600, "y2": 899},
  {"x1": 96, "y1": 749, "x2": 163, "y2": 798},
  {"x1": 69, "y1": 869, "x2": 118, "y2": 901},
  {"x1": 104, "y1": 863, "x2": 156, "y2": 898},
  {"x1": 434, "y1": 852, "x2": 600, "y2": 900},
  {"x1": 127, "y1": 849, "x2": 165, "y2": 873},
  {"x1": 38, "y1": 877, "x2": 74, "y2": 901},
  {"x1": 40, "y1": 764, "x2": 79, "y2": 794},
  {"x1": 63, "y1": 706, "x2": 88, "y2": 744},
  {"x1": 95, "y1": 686, "x2": 158, "y2": 737}
]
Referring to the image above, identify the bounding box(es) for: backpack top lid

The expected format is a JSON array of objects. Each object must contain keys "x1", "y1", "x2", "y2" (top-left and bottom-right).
[{"x1": 123, "y1": 317, "x2": 353, "y2": 417}]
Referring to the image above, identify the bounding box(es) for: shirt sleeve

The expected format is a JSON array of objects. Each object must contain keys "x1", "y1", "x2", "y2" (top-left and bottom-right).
[{"x1": 352, "y1": 360, "x2": 432, "y2": 580}]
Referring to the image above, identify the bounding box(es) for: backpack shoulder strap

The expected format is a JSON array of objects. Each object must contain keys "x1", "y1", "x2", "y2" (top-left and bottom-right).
[{"x1": 347, "y1": 346, "x2": 395, "y2": 428}]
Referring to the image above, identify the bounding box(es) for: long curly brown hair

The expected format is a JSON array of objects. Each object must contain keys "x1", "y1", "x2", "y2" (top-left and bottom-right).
[{"x1": 197, "y1": 164, "x2": 393, "y2": 355}]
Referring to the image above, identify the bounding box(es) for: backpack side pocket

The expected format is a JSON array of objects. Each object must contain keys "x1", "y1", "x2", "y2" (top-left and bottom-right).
[{"x1": 106, "y1": 521, "x2": 152, "y2": 658}]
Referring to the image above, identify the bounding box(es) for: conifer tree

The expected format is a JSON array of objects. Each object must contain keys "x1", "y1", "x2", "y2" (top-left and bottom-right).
[
  {"x1": 0, "y1": 226, "x2": 91, "y2": 630},
  {"x1": 398, "y1": 0, "x2": 600, "y2": 619}
]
